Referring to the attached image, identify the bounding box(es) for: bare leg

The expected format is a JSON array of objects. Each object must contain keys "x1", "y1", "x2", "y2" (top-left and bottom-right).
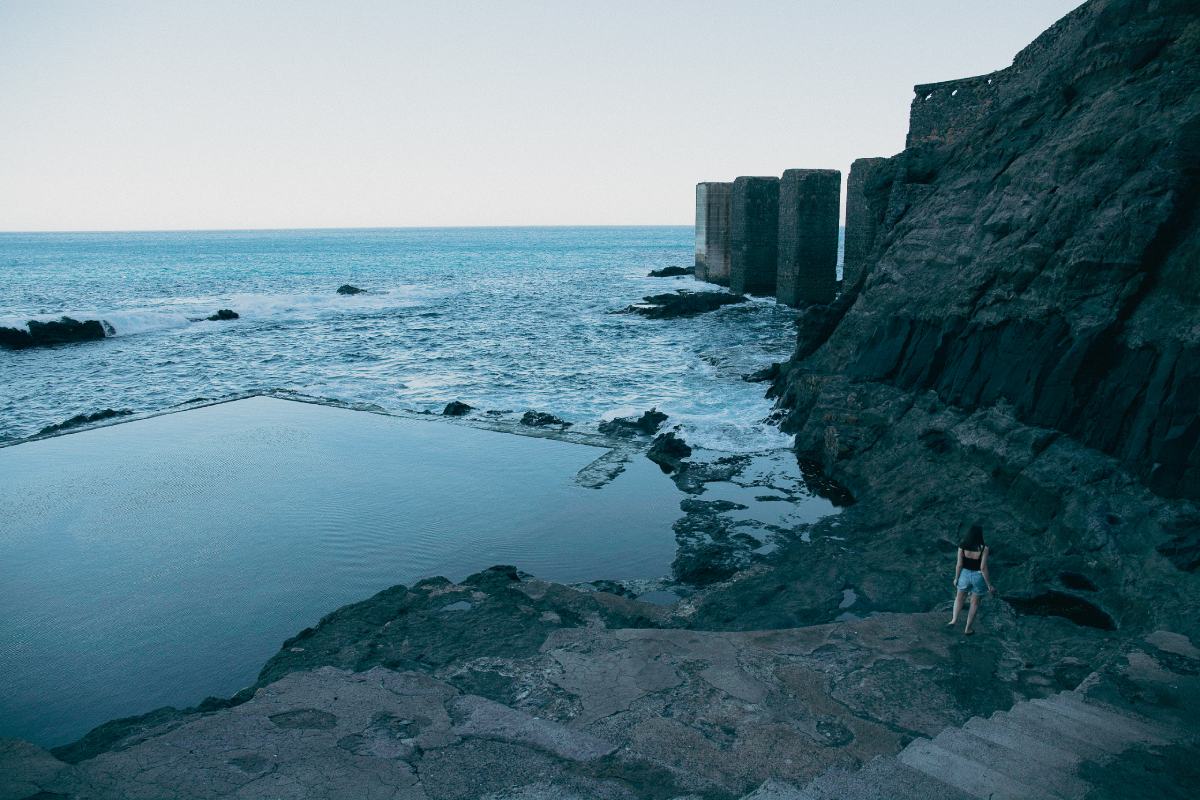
[
  {"x1": 949, "y1": 590, "x2": 966, "y2": 625},
  {"x1": 964, "y1": 594, "x2": 981, "y2": 634}
]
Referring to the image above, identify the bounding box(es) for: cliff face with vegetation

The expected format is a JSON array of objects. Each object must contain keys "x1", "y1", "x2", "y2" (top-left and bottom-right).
[{"x1": 779, "y1": 0, "x2": 1199, "y2": 498}]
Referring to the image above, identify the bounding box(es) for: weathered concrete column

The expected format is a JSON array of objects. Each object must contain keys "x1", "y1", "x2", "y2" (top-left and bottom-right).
[
  {"x1": 730, "y1": 176, "x2": 779, "y2": 296},
  {"x1": 843, "y1": 157, "x2": 887, "y2": 289},
  {"x1": 776, "y1": 168, "x2": 841, "y2": 307},
  {"x1": 695, "y1": 182, "x2": 731, "y2": 284}
]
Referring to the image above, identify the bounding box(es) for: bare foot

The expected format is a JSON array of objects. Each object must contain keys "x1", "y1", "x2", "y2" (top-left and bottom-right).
[
  {"x1": 964, "y1": 629, "x2": 975, "y2": 636},
  {"x1": 947, "y1": 620, "x2": 957, "y2": 626}
]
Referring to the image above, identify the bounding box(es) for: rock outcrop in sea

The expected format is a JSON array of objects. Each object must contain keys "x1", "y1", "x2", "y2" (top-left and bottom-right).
[
  {"x1": 621, "y1": 290, "x2": 747, "y2": 319},
  {"x1": 0, "y1": 317, "x2": 111, "y2": 350}
]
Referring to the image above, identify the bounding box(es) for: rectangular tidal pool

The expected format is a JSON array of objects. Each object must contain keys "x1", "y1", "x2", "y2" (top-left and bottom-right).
[{"x1": 0, "y1": 396, "x2": 684, "y2": 747}]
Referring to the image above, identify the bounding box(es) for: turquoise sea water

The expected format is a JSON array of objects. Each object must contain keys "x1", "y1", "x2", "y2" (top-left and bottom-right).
[{"x1": 0, "y1": 227, "x2": 798, "y2": 450}]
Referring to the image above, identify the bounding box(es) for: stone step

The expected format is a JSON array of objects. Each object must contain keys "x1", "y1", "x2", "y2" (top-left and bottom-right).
[
  {"x1": 1031, "y1": 694, "x2": 1166, "y2": 743},
  {"x1": 802, "y1": 756, "x2": 976, "y2": 800},
  {"x1": 963, "y1": 716, "x2": 1082, "y2": 769},
  {"x1": 1002, "y1": 702, "x2": 1140, "y2": 755},
  {"x1": 981, "y1": 707, "x2": 1115, "y2": 762},
  {"x1": 898, "y1": 737, "x2": 1061, "y2": 800},
  {"x1": 930, "y1": 727, "x2": 1090, "y2": 799}
]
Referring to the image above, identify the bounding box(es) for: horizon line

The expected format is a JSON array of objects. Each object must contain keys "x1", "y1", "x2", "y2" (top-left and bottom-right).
[{"x1": 0, "y1": 223, "x2": 698, "y2": 236}]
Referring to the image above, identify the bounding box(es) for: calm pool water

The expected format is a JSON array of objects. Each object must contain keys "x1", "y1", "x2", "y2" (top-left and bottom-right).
[{"x1": 0, "y1": 396, "x2": 684, "y2": 746}]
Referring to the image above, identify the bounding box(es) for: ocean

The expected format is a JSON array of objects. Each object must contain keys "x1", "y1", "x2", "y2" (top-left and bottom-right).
[
  {"x1": 0, "y1": 226, "x2": 826, "y2": 747},
  {"x1": 0, "y1": 226, "x2": 799, "y2": 450}
]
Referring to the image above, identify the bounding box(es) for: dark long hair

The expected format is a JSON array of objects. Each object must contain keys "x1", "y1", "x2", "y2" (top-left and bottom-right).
[{"x1": 960, "y1": 524, "x2": 986, "y2": 551}]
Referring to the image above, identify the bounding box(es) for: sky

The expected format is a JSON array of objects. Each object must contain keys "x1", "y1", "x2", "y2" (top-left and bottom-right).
[{"x1": 0, "y1": 0, "x2": 1082, "y2": 231}]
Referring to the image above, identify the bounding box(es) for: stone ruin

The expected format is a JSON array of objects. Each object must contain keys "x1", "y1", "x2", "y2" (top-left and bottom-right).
[
  {"x1": 694, "y1": 182, "x2": 731, "y2": 285},
  {"x1": 693, "y1": 65, "x2": 1024, "y2": 307}
]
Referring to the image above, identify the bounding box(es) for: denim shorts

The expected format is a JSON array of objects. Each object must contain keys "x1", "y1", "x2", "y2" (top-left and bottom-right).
[{"x1": 957, "y1": 569, "x2": 987, "y2": 596}]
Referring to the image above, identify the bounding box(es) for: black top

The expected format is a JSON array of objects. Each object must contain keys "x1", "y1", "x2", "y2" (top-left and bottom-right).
[{"x1": 962, "y1": 548, "x2": 984, "y2": 571}]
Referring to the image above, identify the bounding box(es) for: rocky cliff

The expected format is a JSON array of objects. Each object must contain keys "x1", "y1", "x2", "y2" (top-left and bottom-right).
[
  {"x1": 763, "y1": 0, "x2": 1199, "y2": 632},
  {"x1": 778, "y1": 0, "x2": 1199, "y2": 498}
]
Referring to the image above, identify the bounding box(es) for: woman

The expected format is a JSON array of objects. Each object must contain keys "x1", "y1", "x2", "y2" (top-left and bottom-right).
[{"x1": 949, "y1": 524, "x2": 995, "y2": 635}]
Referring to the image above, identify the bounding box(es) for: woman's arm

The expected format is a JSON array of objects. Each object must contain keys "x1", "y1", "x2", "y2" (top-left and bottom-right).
[
  {"x1": 954, "y1": 548, "x2": 963, "y2": 587},
  {"x1": 981, "y1": 547, "x2": 995, "y2": 593}
]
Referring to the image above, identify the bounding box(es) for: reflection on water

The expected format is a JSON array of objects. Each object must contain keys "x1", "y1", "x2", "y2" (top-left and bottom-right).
[{"x1": 0, "y1": 396, "x2": 682, "y2": 746}]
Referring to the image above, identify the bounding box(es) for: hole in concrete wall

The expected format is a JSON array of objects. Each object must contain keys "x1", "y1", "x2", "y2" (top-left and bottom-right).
[
  {"x1": 1007, "y1": 590, "x2": 1115, "y2": 630},
  {"x1": 1058, "y1": 571, "x2": 1098, "y2": 591}
]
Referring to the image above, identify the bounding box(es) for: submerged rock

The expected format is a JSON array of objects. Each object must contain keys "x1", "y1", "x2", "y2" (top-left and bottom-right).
[
  {"x1": 442, "y1": 400, "x2": 474, "y2": 417},
  {"x1": 598, "y1": 408, "x2": 668, "y2": 438},
  {"x1": 520, "y1": 410, "x2": 571, "y2": 428},
  {"x1": 621, "y1": 290, "x2": 747, "y2": 319},
  {"x1": 647, "y1": 432, "x2": 692, "y2": 473},
  {"x1": 37, "y1": 408, "x2": 133, "y2": 436},
  {"x1": 336, "y1": 284, "x2": 365, "y2": 295},
  {"x1": 647, "y1": 265, "x2": 694, "y2": 278},
  {"x1": 0, "y1": 317, "x2": 109, "y2": 350},
  {"x1": 205, "y1": 309, "x2": 238, "y2": 321}
]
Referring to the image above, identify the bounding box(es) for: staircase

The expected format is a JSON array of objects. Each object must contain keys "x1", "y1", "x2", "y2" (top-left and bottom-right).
[{"x1": 745, "y1": 687, "x2": 1177, "y2": 800}]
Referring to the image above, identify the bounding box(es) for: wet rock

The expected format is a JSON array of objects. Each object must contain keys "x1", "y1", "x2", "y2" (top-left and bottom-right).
[
  {"x1": 647, "y1": 265, "x2": 694, "y2": 277},
  {"x1": 742, "y1": 363, "x2": 780, "y2": 383},
  {"x1": 336, "y1": 284, "x2": 365, "y2": 295},
  {"x1": 442, "y1": 400, "x2": 474, "y2": 417},
  {"x1": 621, "y1": 290, "x2": 747, "y2": 319},
  {"x1": 647, "y1": 432, "x2": 692, "y2": 473},
  {"x1": 598, "y1": 408, "x2": 668, "y2": 438},
  {"x1": 37, "y1": 409, "x2": 133, "y2": 436},
  {"x1": 205, "y1": 309, "x2": 238, "y2": 321},
  {"x1": 520, "y1": 411, "x2": 571, "y2": 428},
  {"x1": 0, "y1": 317, "x2": 109, "y2": 350}
]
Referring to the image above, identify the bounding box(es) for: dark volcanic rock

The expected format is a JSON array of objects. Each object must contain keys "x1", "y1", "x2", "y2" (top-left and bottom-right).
[
  {"x1": 442, "y1": 400, "x2": 473, "y2": 417},
  {"x1": 336, "y1": 284, "x2": 365, "y2": 295},
  {"x1": 598, "y1": 408, "x2": 668, "y2": 438},
  {"x1": 742, "y1": 363, "x2": 781, "y2": 383},
  {"x1": 647, "y1": 265, "x2": 694, "y2": 278},
  {"x1": 205, "y1": 309, "x2": 238, "y2": 321},
  {"x1": 37, "y1": 409, "x2": 133, "y2": 436},
  {"x1": 520, "y1": 410, "x2": 571, "y2": 428},
  {"x1": 622, "y1": 290, "x2": 747, "y2": 319},
  {"x1": 773, "y1": 0, "x2": 1200, "y2": 501},
  {"x1": 0, "y1": 316, "x2": 109, "y2": 350},
  {"x1": 646, "y1": 432, "x2": 692, "y2": 473}
]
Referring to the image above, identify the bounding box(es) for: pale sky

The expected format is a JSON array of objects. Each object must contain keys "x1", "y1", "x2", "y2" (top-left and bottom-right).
[{"x1": 0, "y1": 0, "x2": 1081, "y2": 231}]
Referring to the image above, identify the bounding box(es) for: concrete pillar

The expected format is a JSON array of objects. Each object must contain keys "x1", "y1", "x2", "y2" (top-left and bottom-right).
[
  {"x1": 695, "y1": 182, "x2": 731, "y2": 285},
  {"x1": 776, "y1": 168, "x2": 841, "y2": 307},
  {"x1": 843, "y1": 157, "x2": 887, "y2": 289},
  {"x1": 730, "y1": 176, "x2": 779, "y2": 296}
]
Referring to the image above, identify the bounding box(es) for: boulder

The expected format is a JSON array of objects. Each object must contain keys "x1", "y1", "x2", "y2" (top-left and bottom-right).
[
  {"x1": 0, "y1": 317, "x2": 109, "y2": 350},
  {"x1": 336, "y1": 284, "x2": 365, "y2": 295},
  {"x1": 206, "y1": 309, "x2": 238, "y2": 321},
  {"x1": 520, "y1": 411, "x2": 572, "y2": 428},
  {"x1": 647, "y1": 266, "x2": 694, "y2": 278},
  {"x1": 442, "y1": 401, "x2": 474, "y2": 417},
  {"x1": 647, "y1": 432, "x2": 692, "y2": 473},
  {"x1": 598, "y1": 408, "x2": 668, "y2": 438},
  {"x1": 621, "y1": 291, "x2": 747, "y2": 320}
]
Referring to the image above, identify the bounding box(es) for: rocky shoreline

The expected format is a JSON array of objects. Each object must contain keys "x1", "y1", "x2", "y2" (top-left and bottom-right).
[{"x1": 3, "y1": 0, "x2": 1199, "y2": 797}]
